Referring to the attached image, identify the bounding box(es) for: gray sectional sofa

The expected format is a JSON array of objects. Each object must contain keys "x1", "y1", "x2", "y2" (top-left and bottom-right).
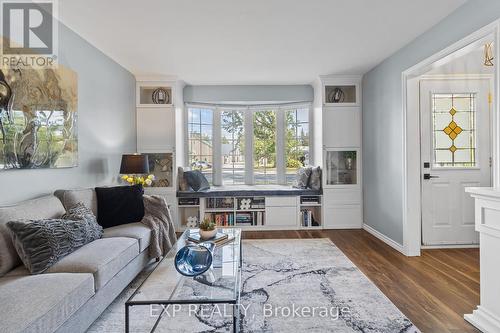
[{"x1": 0, "y1": 188, "x2": 155, "y2": 333}]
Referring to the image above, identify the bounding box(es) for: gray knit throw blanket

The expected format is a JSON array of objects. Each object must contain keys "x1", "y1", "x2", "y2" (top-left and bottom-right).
[{"x1": 141, "y1": 195, "x2": 177, "y2": 258}]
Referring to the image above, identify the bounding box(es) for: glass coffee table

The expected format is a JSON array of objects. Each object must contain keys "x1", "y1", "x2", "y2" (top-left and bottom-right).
[{"x1": 125, "y1": 228, "x2": 242, "y2": 332}]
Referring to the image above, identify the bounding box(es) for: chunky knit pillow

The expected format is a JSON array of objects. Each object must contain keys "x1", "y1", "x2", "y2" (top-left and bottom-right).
[
  {"x1": 293, "y1": 167, "x2": 312, "y2": 189},
  {"x1": 61, "y1": 202, "x2": 103, "y2": 241},
  {"x1": 7, "y1": 218, "x2": 98, "y2": 274}
]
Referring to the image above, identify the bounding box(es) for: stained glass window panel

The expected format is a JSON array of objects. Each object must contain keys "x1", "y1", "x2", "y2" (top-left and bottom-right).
[{"x1": 432, "y1": 93, "x2": 476, "y2": 167}]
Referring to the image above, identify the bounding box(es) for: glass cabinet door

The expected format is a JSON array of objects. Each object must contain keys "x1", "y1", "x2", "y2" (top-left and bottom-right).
[{"x1": 325, "y1": 150, "x2": 358, "y2": 185}]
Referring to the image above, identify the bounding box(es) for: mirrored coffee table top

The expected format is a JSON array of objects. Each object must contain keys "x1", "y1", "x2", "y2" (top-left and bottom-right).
[{"x1": 127, "y1": 228, "x2": 242, "y2": 305}]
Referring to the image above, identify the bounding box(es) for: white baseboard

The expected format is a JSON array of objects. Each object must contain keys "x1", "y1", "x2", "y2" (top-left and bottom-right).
[
  {"x1": 363, "y1": 224, "x2": 405, "y2": 254},
  {"x1": 421, "y1": 244, "x2": 479, "y2": 249},
  {"x1": 465, "y1": 306, "x2": 500, "y2": 333}
]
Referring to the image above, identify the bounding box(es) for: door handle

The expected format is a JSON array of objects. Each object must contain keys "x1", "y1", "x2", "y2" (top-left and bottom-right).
[{"x1": 423, "y1": 174, "x2": 439, "y2": 180}]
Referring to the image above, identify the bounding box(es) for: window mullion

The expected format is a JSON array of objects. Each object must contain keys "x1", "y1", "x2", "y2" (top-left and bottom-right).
[
  {"x1": 213, "y1": 108, "x2": 222, "y2": 186},
  {"x1": 245, "y1": 108, "x2": 254, "y2": 184},
  {"x1": 276, "y1": 108, "x2": 286, "y2": 184}
]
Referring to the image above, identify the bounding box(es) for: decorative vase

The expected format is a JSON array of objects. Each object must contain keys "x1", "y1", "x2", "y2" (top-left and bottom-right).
[
  {"x1": 174, "y1": 242, "x2": 216, "y2": 277},
  {"x1": 199, "y1": 228, "x2": 217, "y2": 240}
]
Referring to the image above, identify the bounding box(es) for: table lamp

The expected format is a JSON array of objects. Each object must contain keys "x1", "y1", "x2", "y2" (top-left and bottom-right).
[{"x1": 120, "y1": 154, "x2": 149, "y2": 174}]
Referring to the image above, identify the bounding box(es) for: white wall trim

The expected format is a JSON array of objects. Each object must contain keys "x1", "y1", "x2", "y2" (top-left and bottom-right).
[
  {"x1": 401, "y1": 20, "x2": 500, "y2": 257},
  {"x1": 363, "y1": 224, "x2": 405, "y2": 254},
  {"x1": 421, "y1": 244, "x2": 479, "y2": 249},
  {"x1": 420, "y1": 73, "x2": 494, "y2": 80},
  {"x1": 465, "y1": 304, "x2": 500, "y2": 332}
]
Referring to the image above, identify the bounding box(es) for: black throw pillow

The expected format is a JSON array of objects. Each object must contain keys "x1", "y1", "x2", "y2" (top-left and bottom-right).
[
  {"x1": 95, "y1": 185, "x2": 145, "y2": 228},
  {"x1": 184, "y1": 170, "x2": 210, "y2": 192}
]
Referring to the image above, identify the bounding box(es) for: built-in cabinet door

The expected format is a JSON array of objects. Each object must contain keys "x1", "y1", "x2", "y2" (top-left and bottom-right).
[
  {"x1": 323, "y1": 148, "x2": 361, "y2": 188},
  {"x1": 323, "y1": 205, "x2": 362, "y2": 229},
  {"x1": 265, "y1": 206, "x2": 298, "y2": 227},
  {"x1": 323, "y1": 188, "x2": 362, "y2": 229},
  {"x1": 137, "y1": 106, "x2": 175, "y2": 151},
  {"x1": 323, "y1": 106, "x2": 361, "y2": 147}
]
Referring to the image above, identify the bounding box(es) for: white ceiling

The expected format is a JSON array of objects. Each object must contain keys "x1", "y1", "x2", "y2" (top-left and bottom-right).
[{"x1": 59, "y1": 0, "x2": 467, "y2": 84}]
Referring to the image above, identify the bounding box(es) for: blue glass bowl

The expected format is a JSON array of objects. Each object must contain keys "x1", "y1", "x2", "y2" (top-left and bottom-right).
[{"x1": 174, "y1": 243, "x2": 215, "y2": 277}]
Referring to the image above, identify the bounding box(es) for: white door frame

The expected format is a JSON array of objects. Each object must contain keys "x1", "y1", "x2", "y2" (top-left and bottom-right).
[{"x1": 402, "y1": 20, "x2": 500, "y2": 256}]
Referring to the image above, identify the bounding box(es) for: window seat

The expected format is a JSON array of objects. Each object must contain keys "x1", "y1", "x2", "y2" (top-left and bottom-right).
[{"x1": 176, "y1": 185, "x2": 322, "y2": 198}]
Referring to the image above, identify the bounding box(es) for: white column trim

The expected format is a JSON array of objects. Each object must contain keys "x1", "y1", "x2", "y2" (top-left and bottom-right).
[
  {"x1": 276, "y1": 109, "x2": 286, "y2": 184},
  {"x1": 213, "y1": 108, "x2": 222, "y2": 186},
  {"x1": 464, "y1": 187, "x2": 500, "y2": 333},
  {"x1": 245, "y1": 108, "x2": 254, "y2": 185}
]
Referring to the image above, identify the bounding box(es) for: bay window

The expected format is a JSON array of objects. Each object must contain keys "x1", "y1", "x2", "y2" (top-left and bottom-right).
[
  {"x1": 188, "y1": 108, "x2": 214, "y2": 183},
  {"x1": 221, "y1": 110, "x2": 245, "y2": 184},
  {"x1": 253, "y1": 110, "x2": 277, "y2": 184},
  {"x1": 186, "y1": 103, "x2": 311, "y2": 186},
  {"x1": 285, "y1": 107, "x2": 310, "y2": 184}
]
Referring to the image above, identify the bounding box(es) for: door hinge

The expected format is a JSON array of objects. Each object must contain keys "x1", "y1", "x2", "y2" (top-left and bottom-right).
[{"x1": 490, "y1": 157, "x2": 492, "y2": 167}]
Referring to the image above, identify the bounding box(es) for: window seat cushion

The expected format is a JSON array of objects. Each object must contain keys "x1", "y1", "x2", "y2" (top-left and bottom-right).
[{"x1": 177, "y1": 184, "x2": 322, "y2": 198}]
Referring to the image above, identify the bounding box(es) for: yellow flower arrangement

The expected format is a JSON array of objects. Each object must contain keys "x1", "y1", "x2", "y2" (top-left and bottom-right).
[{"x1": 120, "y1": 174, "x2": 155, "y2": 187}]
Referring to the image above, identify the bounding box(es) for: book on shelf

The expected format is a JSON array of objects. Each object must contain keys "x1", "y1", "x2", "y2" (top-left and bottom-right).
[
  {"x1": 300, "y1": 196, "x2": 321, "y2": 205},
  {"x1": 300, "y1": 209, "x2": 320, "y2": 227},
  {"x1": 179, "y1": 198, "x2": 200, "y2": 206},
  {"x1": 206, "y1": 197, "x2": 234, "y2": 209},
  {"x1": 207, "y1": 212, "x2": 235, "y2": 227},
  {"x1": 235, "y1": 211, "x2": 264, "y2": 226}
]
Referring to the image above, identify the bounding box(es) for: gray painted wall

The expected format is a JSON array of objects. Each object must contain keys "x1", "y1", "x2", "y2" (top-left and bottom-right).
[
  {"x1": 184, "y1": 85, "x2": 313, "y2": 103},
  {"x1": 363, "y1": 0, "x2": 500, "y2": 245},
  {"x1": 0, "y1": 22, "x2": 136, "y2": 205}
]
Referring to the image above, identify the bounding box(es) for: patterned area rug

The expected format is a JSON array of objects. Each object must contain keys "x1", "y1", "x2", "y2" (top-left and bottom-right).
[{"x1": 88, "y1": 239, "x2": 419, "y2": 333}]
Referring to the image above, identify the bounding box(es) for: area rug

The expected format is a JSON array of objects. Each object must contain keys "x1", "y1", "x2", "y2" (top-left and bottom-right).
[{"x1": 87, "y1": 239, "x2": 419, "y2": 333}]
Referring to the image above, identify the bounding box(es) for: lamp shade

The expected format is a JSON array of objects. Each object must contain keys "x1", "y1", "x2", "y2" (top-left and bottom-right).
[{"x1": 120, "y1": 154, "x2": 149, "y2": 174}]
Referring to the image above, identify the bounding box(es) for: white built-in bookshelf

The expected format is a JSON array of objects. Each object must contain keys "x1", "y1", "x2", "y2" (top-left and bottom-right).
[{"x1": 177, "y1": 195, "x2": 322, "y2": 231}]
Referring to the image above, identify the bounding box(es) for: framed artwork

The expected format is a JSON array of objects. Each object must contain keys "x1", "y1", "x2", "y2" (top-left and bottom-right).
[
  {"x1": 147, "y1": 152, "x2": 173, "y2": 187},
  {"x1": 0, "y1": 67, "x2": 78, "y2": 170}
]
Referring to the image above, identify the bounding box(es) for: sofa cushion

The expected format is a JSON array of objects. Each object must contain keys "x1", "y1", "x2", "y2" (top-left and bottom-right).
[
  {"x1": 103, "y1": 222, "x2": 151, "y2": 252},
  {"x1": 3, "y1": 264, "x2": 29, "y2": 276},
  {"x1": 0, "y1": 272, "x2": 94, "y2": 333},
  {"x1": 46, "y1": 237, "x2": 139, "y2": 290},
  {"x1": 0, "y1": 195, "x2": 65, "y2": 276},
  {"x1": 54, "y1": 188, "x2": 98, "y2": 216},
  {"x1": 7, "y1": 218, "x2": 101, "y2": 274}
]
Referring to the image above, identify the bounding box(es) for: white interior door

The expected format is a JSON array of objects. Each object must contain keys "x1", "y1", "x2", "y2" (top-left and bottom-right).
[{"x1": 420, "y1": 79, "x2": 492, "y2": 246}]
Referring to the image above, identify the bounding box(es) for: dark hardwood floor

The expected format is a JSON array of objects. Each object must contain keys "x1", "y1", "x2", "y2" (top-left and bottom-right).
[{"x1": 242, "y1": 229, "x2": 480, "y2": 333}]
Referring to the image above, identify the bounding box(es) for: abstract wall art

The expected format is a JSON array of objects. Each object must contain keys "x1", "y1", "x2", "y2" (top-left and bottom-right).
[
  {"x1": 147, "y1": 152, "x2": 173, "y2": 187},
  {"x1": 0, "y1": 67, "x2": 78, "y2": 170}
]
